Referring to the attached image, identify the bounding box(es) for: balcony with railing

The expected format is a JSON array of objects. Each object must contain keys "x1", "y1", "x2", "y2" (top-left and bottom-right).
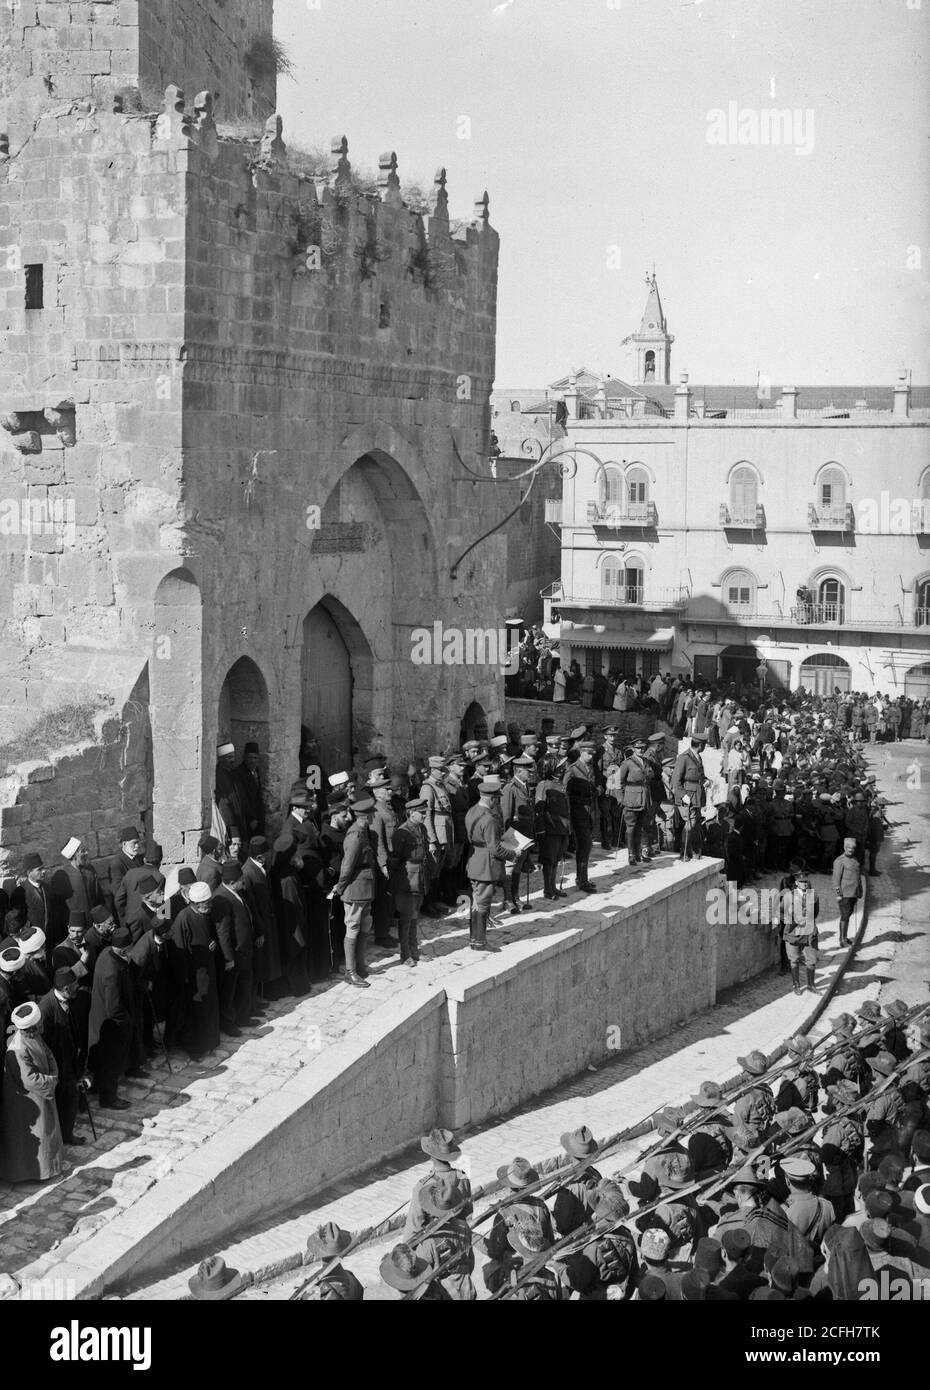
[
  {"x1": 586, "y1": 500, "x2": 658, "y2": 528},
  {"x1": 790, "y1": 601, "x2": 846, "y2": 625},
  {"x1": 719, "y1": 502, "x2": 766, "y2": 530},
  {"x1": 560, "y1": 584, "x2": 690, "y2": 611},
  {"x1": 807, "y1": 502, "x2": 855, "y2": 532}
]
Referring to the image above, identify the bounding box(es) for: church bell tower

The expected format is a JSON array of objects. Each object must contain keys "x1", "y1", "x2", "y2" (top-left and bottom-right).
[{"x1": 630, "y1": 273, "x2": 673, "y2": 385}]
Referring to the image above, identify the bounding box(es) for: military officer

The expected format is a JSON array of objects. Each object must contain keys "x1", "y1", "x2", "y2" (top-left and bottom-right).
[
  {"x1": 500, "y1": 755, "x2": 537, "y2": 913},
  {"x1": 671, "y1": 731, "x2": 708, "y2": 861},
  {"x1": 369, "y1": 771, "x2": 401, "y2": 948},
  {"x1": 642, "y1": 732, "x2": 667, "y2": 859},
  {"x1": 403, "y1": 1128, "x2": 473, "y2": 1241},
  {"x1": 564, "y1": 743, "x2": 598, "y2": 893},
  {"x1": 421, "y1": 755, "x2": 454, "y2": 918},
  {"x1": 618, "y1": 736, "x2": 651, "y2": 867},
  {"x1": 463, "y1": 777, "x2": 513, "y2": 951},
  {"x1": 534, "y1": 754, "x2": 571, "y2": 899}
]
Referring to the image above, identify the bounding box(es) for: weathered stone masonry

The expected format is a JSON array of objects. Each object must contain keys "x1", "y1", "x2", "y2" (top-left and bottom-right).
[{"x1": 0, "y1": 1, "x2": 503, "y2": 871}]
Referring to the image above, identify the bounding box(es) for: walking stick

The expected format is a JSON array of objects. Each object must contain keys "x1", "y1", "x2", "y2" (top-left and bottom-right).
[
  {"x1": 154, "y1": 1015, "x2": 173, "y2": 1076},
  {"x1": 78, "y1": 1081, "x2": 98, "y2": 1142}
]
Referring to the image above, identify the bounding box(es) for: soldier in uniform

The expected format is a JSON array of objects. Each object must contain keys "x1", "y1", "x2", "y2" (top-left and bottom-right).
[
  {"x1": 464, "y1": 777, "x2": 514, "y2": 952},
  {"x1": 369, "y1": 771, "x2": 401, "y2": 949},
  {"x1": 389, "y1": 797, "x2": 430, "y2": 967},
  {"x1": 776, "y1": 1035, "x2": 820, "y2": 1116},
  {"x1": 500, "y1": 755, "x2": 537, "y2": 913},
  {"x1": 688, "y1": 1080, "x2": 735, "y2": 1178},
  {"x1": 618, "y1": 736, "x2": 652, "y2": 867},
  {"x1": 421, "y1": 756, "x2": 454, "y2": 919},
  {"x1": 550, "y1": 1125, "x2": 603, "y2": 1237},
  {"x1": 782, "y1": 869, "x2": 821, "y2": 996},
  {"x1": 403, "y1": 1128, "x2": 473, "y2": 1241},
  {"x1": 820, "y1": 1080, "x2": 864, "y2": 1220},
  {"x1": 564, "y1": 743, "x2": 598, "y2": 893},
  {"x1": 300, "y1": 1224, "x2": 364, "y2": 1301},
  {"x1": 534, "y1": 754, "x2": 571, "y2": 900},
  {"x1": 504, "y1": 1219, "x2": 564, "y2": 1300},
  {"x1": 482, "y1": 1156, "x2": 555, "y2": 1291},
  {"x1": 380, "y1": 1244, "x2": 449, "y2": 1301},
  {"x1": 331, "y1": 794, "x2": 378, "y2": 989},
  {"x1": 642, "y1": 732, "x2": 666, "y2": 859},
  {"x1": 441, "y1": 758, "x2": 470, "y2": 904},
  {"x1": 417, "y1": 1174, "x2": 477, "y2": 1300},
  {"x1": 732, "y1": 1050, "x2": 776, "y2": 1147},
  {"x1": 671, "y1": 731, "x2": 708, "y2": 861}
]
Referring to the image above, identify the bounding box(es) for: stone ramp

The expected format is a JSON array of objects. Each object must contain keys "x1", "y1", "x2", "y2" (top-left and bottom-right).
[{"x1": 124, "y1": 872, "x2": 889, "y2": 1300}]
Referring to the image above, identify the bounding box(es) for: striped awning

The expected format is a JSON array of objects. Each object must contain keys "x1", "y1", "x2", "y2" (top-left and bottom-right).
[{"x1": 563, "y1": 625, "x2": 674, "y2": 652}]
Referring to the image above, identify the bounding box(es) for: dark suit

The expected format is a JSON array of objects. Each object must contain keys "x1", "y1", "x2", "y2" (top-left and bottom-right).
[
  {"x1": 241, "y1": 858, "x2": 281, "y2": 991},
  {"x1": 115, "y1": 866, "x2": 164, "y2": 940},
  {"x1": 48, "y1": 860, "x2": 102, "y2": 941},
  {"x1": 215, "y1": 762, "x2": 246, "y2": 834},
  {"x1": 565, "y1": 762, "x2": 598, "y2": 888},
  {"x1": 100, "y1": 850, "x2": 143, "y2": 924},
  {"x1": 213, "y1": 885, "x2": 255, "y2": 1026},
  {"x1": 130, "y1": 928, "x2": 172, "y2": 1048},
  {"x1": 234, "y1": 762, "x2": 265, "y2": 835},
  {"x1": 88, "y1": 947, "x2": 134, "y2": 1103},
  {"x1": 38, "y1": 989, "x2": 82, "y2": 1141}
]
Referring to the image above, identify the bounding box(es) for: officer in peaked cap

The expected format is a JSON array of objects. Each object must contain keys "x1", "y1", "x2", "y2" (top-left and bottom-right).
[
  {"x1": 617, "y1": 736, "x2": 652, "y2": 868},
  {"x1": 500, "y1": 755, "x2": 537, "y2": 914},
  {"x1": 563, "y1": 741, "x2": 598, "y2": 892},
  {"x1": 419, "y1": 755, "x2": 454, "y2": 919},
  {"x1": 671, "y1": 731, "x2": 708, "y2": 861},
  {"x1": 463, "y1": 776, "x2": 514, "y2": 950}
]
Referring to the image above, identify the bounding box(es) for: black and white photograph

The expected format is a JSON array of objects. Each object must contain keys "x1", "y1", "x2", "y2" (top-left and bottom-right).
[{"x1": 0, "y1": 0, "x2": 928, "y2": 1349}]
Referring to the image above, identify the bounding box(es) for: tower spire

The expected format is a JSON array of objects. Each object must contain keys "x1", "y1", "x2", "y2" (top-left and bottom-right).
[{"x1": 629, "y1": 271, "x2": 674, "y2": 385}]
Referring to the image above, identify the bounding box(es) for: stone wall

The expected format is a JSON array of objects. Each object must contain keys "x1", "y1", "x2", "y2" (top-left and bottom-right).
[{"x1": 0, "y1": 12, "x2": 503, "y2": 866}]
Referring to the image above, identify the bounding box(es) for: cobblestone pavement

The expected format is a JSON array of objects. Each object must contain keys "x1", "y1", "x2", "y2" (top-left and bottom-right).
[{"x1": 124, "y1": 744, "x2": 930, "y2": 1300}]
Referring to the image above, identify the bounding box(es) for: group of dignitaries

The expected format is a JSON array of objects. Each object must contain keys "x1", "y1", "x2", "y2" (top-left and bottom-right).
[
  {"x1": 0, "y1": 694, "x2": 893, "y2": 1186},
  {"x1": 264, "y1": 998, "x2": 930, "y2": 1301}
]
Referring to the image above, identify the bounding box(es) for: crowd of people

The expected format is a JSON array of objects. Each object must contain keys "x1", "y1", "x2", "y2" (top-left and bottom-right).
[
  {"x1": 222, "y1": 999, "x2": 929, "y2": 1300},
  {"x1": 0, "y1": 682, "x2": 918, "y2": 1186}
]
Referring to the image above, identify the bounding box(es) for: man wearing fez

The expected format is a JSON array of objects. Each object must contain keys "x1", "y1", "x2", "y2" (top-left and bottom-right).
[
  {"x1": 100, "y1": 826, "x2": 143, "y2": 925},
  {"x1": 331, "y1": 794, "x2": 379, "y2": 989},
  {"x1": 13, "y1": 851, "x2": 51, "y2": 934},
  {"x1": 129, "y1": 909, "x2": 175, "y2": 1054},
  {"x1": 38, "y1": 967, "x2": 85, "y2": 1146},
  {"x1": 213, "y1": 860, "x2": 259, "y2": 1035},
  {"x1": 241, "y1": 836, "x2": 280, "y2": 1003},
  {"x1": 389, "y1": 797, "x2": 431, "y2": 967},
  {"x1": 234, "y1": 741, "x2": 266, "y2": 837},
  {"x1": 115, "y1": 840, "x2": 164, "y2": 935},
  {"x1": 671, "y1": 730, "x2": 708, "y2": 861},
  {"x1": 196, "y1": 833, "x2": 224, "y2": 890},
  {"x1": 171, "y1": 881, "x2": 220, "y2": 1061},
  {"x1": 88, "y1": 925, "x2": 136, "y2": 1109},
  {"x1": 270, "y1": 826, "x2": 312, "y2": 996}
]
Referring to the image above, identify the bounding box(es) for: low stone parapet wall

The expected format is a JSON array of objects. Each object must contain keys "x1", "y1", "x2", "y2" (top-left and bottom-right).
[{"x1": 45, "y1": 857, "x2": 776, "y2": 1297}]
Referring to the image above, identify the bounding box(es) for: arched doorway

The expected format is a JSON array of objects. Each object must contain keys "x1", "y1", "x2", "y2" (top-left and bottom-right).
[
  {"x1": 152, "y1": 568, "x2": 203, "y2": 861},
  {"x1": 302, "y1": 597, "x2": 374, "y2": 778},
  {"x1": 799, "y1": 653, "x2": 850, "y2": 696},
  {"x1": 460, "y1": 700, "x2": 488, "y2": 744},
  {"x1": 218, "y1": 656, "x2": 270, "y2": 757},
  {"x1": 904, "y1": 663, "x2": 930, "y2": 700}
]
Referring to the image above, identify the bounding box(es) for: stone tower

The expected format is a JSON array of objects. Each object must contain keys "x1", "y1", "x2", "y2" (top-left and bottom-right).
[
  {"x1": 0, "y1": 2, "x2": 501, "y2": 869},
  {"x1": 630, "y1": 273, "x2": 673, "y2": 385}
]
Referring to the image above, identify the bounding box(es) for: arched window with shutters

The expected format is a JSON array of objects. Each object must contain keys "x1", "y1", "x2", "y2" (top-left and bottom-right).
[
  {"x1": 601, "y1": 555, "x2": 621, "y2": 600},
  {"x1": 817, "y1": 464, "x2": 846, "y2": 511},
  {"x1": 723, "y1": 568, "x2": 756, "y2": 616},
  {"x1": 817, "y1": 575, "x2": 846, "y2": 624},
  {"x1": 730, "y1": 465, "x2": 759, "y2": 522},
  {"x1": 626, "y1": 466, "x2": 650, "y2": 506},
  {"x1": 600, "y1": 465, "x2": 624, "y2": 516}
]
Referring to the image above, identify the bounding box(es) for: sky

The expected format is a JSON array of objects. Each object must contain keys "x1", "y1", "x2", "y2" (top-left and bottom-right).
[{"x1": 276, "y1": 0, "x2": 929, "y2": 388}]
